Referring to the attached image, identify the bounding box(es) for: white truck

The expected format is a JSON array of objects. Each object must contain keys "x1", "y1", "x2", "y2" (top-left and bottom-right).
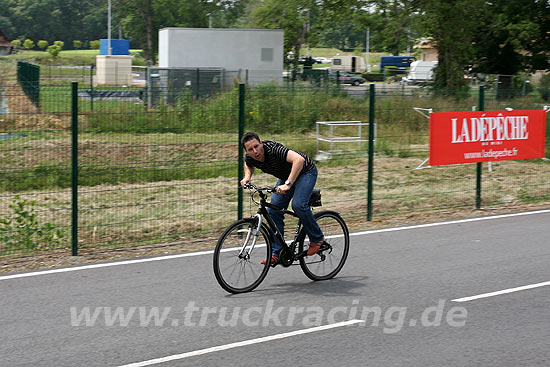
[{"x1": 402, "y1": 61, "x2": 438, "y2": 84}]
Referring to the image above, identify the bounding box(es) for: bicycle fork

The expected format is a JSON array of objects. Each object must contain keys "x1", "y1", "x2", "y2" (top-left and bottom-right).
[{"x1": 237, "y1": 214, "x2": 262, "y2": 260}]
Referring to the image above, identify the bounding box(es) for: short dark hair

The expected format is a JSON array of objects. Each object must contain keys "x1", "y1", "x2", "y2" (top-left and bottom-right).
[{"x1": 241, "y1": 132, "x2": 261, "y2": 147}]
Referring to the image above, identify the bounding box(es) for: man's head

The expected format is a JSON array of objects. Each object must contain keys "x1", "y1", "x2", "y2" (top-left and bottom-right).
[{"x1": 241, "y1": 132, "x2": 264, "y2": 161}]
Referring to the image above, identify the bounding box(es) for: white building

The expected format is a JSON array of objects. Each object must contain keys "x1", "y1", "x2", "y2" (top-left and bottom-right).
[{"x1": 158, "y1": 28, "x2": 284, "y2": 85}]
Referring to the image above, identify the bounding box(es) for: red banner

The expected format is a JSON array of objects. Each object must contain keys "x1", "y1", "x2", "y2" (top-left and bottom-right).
[{"x1": 429, "y1": 110, "x2": 547, "y2": 166}]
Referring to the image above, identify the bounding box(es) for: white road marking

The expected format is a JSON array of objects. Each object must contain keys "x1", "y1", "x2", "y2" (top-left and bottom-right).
[
  {"x1": 116, "y1": 320, "x2": 364, "y2": 367},
  {"x1": 0, "y1": 250, "x2": 214, "y2": 281},
  {"x1": 350, "y1": 209, "x2": 550, "y2": 237},
  {"x1": 1, "y1": 209, "x2": 549, "y2": 281},
  {"x1": 452, "y1": 281, "x2": 550, "y2": 302}
]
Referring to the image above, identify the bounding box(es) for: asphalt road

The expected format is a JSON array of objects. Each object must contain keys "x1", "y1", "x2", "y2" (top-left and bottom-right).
[{"x1": 1, "y1": 210, "x2": 549, "y2": 367}]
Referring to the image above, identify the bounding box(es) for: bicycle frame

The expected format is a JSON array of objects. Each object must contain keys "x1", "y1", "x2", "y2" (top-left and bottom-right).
[{"x1": 243, "y1": 187, "x2": 308, "y2": 266}]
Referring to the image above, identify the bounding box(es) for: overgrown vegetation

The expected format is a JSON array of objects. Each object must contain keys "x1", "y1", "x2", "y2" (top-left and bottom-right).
[{"x1": 0, "y1": 195, "x2": 66, "y2": 254}]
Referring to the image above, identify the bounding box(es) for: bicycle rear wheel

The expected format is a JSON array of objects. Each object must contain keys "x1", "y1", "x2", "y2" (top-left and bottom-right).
[
  {"x1": 299, "y1": 211, "x2": 349, "y2": 281},
  {"x1": 213, "y1": 218, "x2": 272, "y2": 294}
]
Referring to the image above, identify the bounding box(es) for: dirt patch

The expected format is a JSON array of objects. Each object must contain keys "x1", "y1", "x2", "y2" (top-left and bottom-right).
[{"x1": 4, "y1": 82, "x2": 39, "y2": 114}]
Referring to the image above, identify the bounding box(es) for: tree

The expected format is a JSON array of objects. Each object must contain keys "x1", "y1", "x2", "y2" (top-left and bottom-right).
[
  {"x1": 416, "y1": 0, "x2": 483, "y2": 92},
  {"x1": 6, "y1": 0, "x2": 106, "y2": 49},
  {"x1": 73, "y1": 40, "x2": 82, "y2": 49},
  {"x1": 365, "y1": 0, "x2": 418, "y2": 55},
  {"x1": 246, "y1": 0, "x2": 360, "y2": 68},
  {"x1": 115, "y1": 0, "x2": 222, "y2": 65},
  {"x1": 249, "y1": 0, "x2": 312, "y2": 69},
  {"x1": 314, "y1": 1, "x2": 367, "y2": 50},
  {"x1": 472, "y1": 0, "x2": 550, "y2": 75},
  {"x1": 114, "y1": 0, "x2": 155, "y2": 64},
  {"x1": 213, "y1": 0, "x2": 251, "y2": 28}
]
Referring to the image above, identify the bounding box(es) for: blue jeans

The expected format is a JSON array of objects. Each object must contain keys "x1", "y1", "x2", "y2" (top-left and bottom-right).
[{"x1": 267, "y1": 167, "x2": 324, "y2": 256}]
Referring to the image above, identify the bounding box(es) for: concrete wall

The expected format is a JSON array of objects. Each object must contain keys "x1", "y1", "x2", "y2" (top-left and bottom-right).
[{"x1": 158, "y1": 28, "x2": 283, "y2": 85}]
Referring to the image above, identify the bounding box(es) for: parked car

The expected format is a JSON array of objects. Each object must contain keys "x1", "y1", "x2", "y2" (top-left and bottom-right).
[
  {"x1": 314, "y1": 57, "x2": 332, "y2": 64},
  {"x1": 330, "y1": 71, "x2": 366, "y2": 86},
  {"x1": 298, "y1": 56, "x2": 322, "y2": 65}
]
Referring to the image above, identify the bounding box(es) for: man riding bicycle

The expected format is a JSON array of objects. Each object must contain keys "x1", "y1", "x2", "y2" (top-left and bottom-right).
[{"x1": 239, "y1": 132, "x2": 326, "y2": 265}]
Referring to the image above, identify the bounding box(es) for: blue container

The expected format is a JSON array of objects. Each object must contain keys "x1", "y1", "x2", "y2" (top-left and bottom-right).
[{"x1": 99, "y1": 39, "x2": 130, "y2": 55}]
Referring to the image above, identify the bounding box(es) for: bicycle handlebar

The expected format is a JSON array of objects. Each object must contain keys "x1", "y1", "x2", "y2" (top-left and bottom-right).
[{"x1": 241, "y1": 183, "x2": 276, "y2": 193}]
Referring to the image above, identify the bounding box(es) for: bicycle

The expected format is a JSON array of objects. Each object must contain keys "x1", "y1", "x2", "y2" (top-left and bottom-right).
[{"x1": 213, "y1": 183, "x2": 350, "y2": 294}]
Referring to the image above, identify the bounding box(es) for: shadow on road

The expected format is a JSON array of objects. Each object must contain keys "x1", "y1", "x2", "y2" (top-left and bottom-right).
[{"x1": 223, "y1": 276, "x2": 369, "y2": 298}]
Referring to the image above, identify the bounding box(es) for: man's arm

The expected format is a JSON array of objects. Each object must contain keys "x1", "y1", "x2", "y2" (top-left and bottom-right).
[
  {"x1": 277, "y1": 150, "x2": 304, "y2": 194},
  {"x1": 240, "y1": 163, "x2": 254, "y2": 186}
]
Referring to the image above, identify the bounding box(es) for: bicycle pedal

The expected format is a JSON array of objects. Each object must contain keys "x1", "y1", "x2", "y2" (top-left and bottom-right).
[{"x1": 320, "y1": 243, "x2": 332, "y2": 253}]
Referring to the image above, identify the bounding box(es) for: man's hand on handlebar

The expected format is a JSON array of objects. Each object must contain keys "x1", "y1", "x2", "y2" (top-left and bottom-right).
[
  {"x1": 240, "y1": 178, "x2": 251, "y2": 187},
  {"x1": 275, "y1": 184, "x2": 290, "y2": 194}
]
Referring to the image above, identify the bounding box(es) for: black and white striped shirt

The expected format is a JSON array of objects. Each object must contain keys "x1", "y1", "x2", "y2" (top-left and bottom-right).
[{"x1": 245, "y1": 140, "x2": 315, "y2": 181}]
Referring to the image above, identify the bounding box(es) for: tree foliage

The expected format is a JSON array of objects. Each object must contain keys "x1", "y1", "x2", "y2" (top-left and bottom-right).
[
  {"x1": 415, "y1": 0, "x2": 484, "y2": 90},
  {"x1": 2, "y1": 0, "x2": 107, "y2": 49},
  {"x1": 1, "y1": 0, "x2": 548, "y2": 86},
  {"x1": 472, "y1": 0, "x2": 550, "y2": 75}
]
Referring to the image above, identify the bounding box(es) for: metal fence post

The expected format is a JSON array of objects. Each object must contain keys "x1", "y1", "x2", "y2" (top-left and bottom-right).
[
  {"x1": 367, "y1": 84, "x2": 375, "y2": 221},
  {"x1": 237, "y1": 83, "x2": 245, "y2": 220},
  {"x1": 71, "y1": 82, "x2": 79, "y2": 256},
  {"x1": 476, "y1": 85, "x2": 485, "y2": 209}
]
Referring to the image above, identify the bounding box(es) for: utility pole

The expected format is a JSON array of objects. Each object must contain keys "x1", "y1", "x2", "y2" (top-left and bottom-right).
[
  {"x1": 366, "y1": 28, "x2": 370, "y2": 72},
  {"x1": 107, "y1": 0, "x2": 112, "y2": 55}
]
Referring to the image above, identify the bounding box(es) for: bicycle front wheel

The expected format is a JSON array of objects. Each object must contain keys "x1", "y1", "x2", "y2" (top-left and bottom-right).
[
  {"x1": 299, "y1": 211, "x2": 350, "y2": 281},
  {"x1": 213, "y1": 218, "x2": 272, "y2": 294}
]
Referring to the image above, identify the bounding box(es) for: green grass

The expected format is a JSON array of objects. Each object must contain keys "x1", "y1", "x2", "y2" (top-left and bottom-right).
[
  {"x1": 0, "y1": 162, "x2": 236, "y2": 192},
  {"x1": 0, "y1": 49, "x2": 147, "y2": 66}
]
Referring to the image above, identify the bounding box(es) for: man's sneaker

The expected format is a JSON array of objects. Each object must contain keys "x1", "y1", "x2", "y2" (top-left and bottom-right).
[
  {"x1": 307, "y1": 240, "x2": 325, "y2": 256},
  {"x1": 261, "y1": 255, "x2": 279, "y2": 265}
]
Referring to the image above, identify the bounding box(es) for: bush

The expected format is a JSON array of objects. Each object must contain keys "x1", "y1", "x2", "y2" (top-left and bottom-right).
[
  {"x1": 23, "y1": 39, "x2": 34, "y2": 50},
  {"x1": 362, "y1": 73, "x2": 384, "y2": 82},
  {"x1": 37, "y1": 40, "x2": 48, "y2": 50},
  {"x1": 11, "y1": 39, "x2": 21, "y2": 50},
  {"x1": 0, "y1": 196, "x2": 66, "y2": 253},
  {"x1": 47, "y1": 44, "x2": 62, "y2": 59},
  {"x1": 89, "y1": 40, "x2": 100, "y2": 50}
]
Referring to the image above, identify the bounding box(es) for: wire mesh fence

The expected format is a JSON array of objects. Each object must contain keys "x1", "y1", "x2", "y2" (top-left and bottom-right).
[{"x1": 0, "y1": 69, "x2": 549, "y2": 257}]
